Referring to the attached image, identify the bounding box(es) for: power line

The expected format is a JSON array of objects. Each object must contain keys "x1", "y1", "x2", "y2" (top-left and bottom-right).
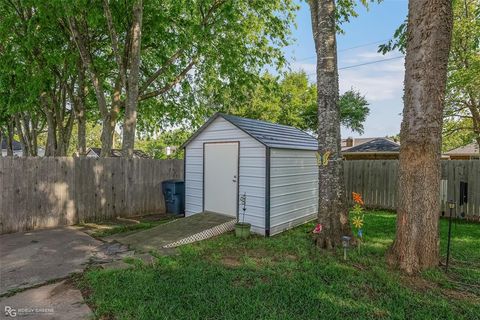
[
  {"x1": 295, "y1": 39, "x2": 389, "y2": 62},
  {"x1": 339, "y1": 56, "x2": 404, "y2": 70},
  {"x1": 306, "y1": 55, "x2": 404, "y2": 76}
]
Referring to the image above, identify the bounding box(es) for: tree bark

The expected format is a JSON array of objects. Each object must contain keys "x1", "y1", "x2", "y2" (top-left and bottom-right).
[
  {"x1": 75, "y1": 62, "x2": 87, "y2": 156},
  {"x1": 15, "y1": 114, "x2": 30, "y2": 157},
  {"x1": 309, "y1": 0, "x2": 351, "y2": 249},
  {"x1": 122, "y1": 0, "x2": 143, "y2": 158},
  {"x1": 387, "y1": 0, "x2": 453, "y2": 274},
  {"x1": 6, "y1": 118, "x2": 14, "y2": 156},
  {"x1": 44, "y1": 108, "x2": 57, "y2": 157}
]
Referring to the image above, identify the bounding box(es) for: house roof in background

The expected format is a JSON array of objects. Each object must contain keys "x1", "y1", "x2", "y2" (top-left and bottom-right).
[
  {"x1": 343, "y1": 137, "x2": 400, "y2": 153},
  {"x1": 1, "y1": 138, "x2": 23, "y2": 151},
  {"x1": 88, "y1": 147, "x2": 151, "y2": 158},
  {"x1": 445, "y1": 142, "x2": 479, "y2": 155},
  {"x1": 341, "y1": 137, "x2": 375, "y2": 150},
  {"x1": 182, "y1": 113, "x2": 318, "y2": 151}
]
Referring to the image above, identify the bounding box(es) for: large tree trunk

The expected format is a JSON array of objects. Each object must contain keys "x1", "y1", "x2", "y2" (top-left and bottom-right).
[
  {"x1": 100, "y1": 116, "x2": 116, "y2": 157},
  {"x1": 309, "y1": 0, "x2": 351, "y2": 249},
  {"x1": 122, "y1": 0, "x2": 143, "y2": 158},
  {"x1": 387, "y1": 0, "x2": 453, "y2": 274}
]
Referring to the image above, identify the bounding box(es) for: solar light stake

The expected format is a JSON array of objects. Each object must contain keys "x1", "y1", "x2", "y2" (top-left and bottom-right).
[
  {"x1": 445, "y1": 200, "x2": 455, "y2": 272},
  {"x1": 240, "y1": 193, "x2": 247, "y2": 224}
]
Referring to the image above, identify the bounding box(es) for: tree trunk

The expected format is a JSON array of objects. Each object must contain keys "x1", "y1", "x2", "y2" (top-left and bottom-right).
[
  {"x1": 15, "y1": 114, "x2": 30, "y2": 157},
  {"x1": 31, "y1": 116, "x2": 38, "y2": 156},
  {"x1": 387, "y1": 0, "x2": 453, "y2": 274},
  {"x1": 44, "y1": 106, "x2": 57, "y2": 157},
  {"x1": 6, "y1": 119, "x2": 14, "y2": 156},
  {"x1": 122, "y1": 0, "x2": 143, "y2": 158},
  {"x1": 76, "y1": 63, "x2": 87, "y2": 156},
  {"x1": 309, "y1": 0, "x2": 351, "y2": 249},
  {"x1": 100, "y1": 117, "x2": 115, "y2": 157}
]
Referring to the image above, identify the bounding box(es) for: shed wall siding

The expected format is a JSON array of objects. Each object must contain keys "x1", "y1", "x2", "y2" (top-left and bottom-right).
[
  {"x1": 185, "y1": 117, "x2": 266, "y2": 234},
  {"x1": 269, "y1": 149, "x2": 318, "y2": 235}
]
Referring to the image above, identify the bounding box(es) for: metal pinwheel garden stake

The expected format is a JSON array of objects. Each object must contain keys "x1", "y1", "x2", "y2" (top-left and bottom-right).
[{"x1": 351, "y1": 192, "x2": 365, "y2": 254}]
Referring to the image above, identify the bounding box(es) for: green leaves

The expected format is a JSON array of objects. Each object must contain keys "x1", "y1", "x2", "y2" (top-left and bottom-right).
[
  {"x1": 195, "y1": 71, "x2": 369, "y2": 134},
  {"x1": 377, "y1": 21, "x2": 407, "y2": 54},
  {"x1": 339, "y1": 89, "x2": 370, "y2": 134}
]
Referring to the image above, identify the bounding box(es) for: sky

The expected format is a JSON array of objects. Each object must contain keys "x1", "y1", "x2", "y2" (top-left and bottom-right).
[{"x1": 285, "y1": 0, "x2": 408, "y2": 138}]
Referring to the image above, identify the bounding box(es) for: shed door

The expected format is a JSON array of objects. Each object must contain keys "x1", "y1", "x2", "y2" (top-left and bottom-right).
[{"x1": 204, "y1": 142, "x2": 239, "y2": 217}]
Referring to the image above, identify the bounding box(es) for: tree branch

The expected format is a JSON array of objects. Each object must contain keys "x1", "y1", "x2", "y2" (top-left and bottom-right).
[
  {"x1": 103, "y1": 0, "x2": 127, "y2": 89},
  {"x1": 139, "y1": 48, "x2": 184, "y2": 94},
  {"x1": 67, "y1": 16, "x2": 109, "y2": 118},
  {"x1": 138, "y1": 59, "x2": 196, "y2": 101}
]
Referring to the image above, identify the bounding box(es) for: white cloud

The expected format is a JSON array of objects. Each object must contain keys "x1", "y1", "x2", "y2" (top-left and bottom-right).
[
  {"x1": 289, "y1": 61, "x2": 316, "y2": 75},
  {"x1": 340, "y1": 68, "x2": 404, "y2": 102},
  {"x1": 289, "y1": 49, "x2": 406, "y2": 137}
]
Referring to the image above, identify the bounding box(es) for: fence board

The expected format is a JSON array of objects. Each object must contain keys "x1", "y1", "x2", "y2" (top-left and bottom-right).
[
  {"x1": 0, "y1": 157, "x2": 183, "y2": 234},
  {"x1": 344, "y1": 160, "x2": 480, "y2": 219}
]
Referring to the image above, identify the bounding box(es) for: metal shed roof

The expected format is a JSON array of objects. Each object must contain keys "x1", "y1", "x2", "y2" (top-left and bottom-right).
[{"x1": 182, "y1": 113, "x2": 318, "y2": 150}]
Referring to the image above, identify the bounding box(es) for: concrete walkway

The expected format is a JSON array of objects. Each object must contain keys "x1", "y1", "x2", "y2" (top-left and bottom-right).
[
  {"x1": 0, "y1": 227, "x2": 102, "y2": 296},
  {"x1": 0, "y1": 281, "x2": 92, "y2": 320},
  {"x1": 109, "y1": 212, "x2": 236, "y2": 252},
  {"x1": 0, "y1": 212, "x2": 235, "y2": 319}
]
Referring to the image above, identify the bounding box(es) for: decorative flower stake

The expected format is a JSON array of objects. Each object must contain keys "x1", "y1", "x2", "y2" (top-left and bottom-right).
[{"x1": 351, "y1": 192, "x2": 365, "y2": 253}]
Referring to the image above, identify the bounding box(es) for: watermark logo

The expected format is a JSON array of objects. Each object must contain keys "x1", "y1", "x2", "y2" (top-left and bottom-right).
[
  {"x1": 4, "y1": 306, "x2": 17, "y2": 317},
  {"x1": 4, "y1": 305, "x2": 54, "y2": 317}
]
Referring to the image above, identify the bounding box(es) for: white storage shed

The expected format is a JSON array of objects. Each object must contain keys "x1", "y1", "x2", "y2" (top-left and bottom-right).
[{"x1": 182, "y1": 113, "x2": 319, "y2": 236}]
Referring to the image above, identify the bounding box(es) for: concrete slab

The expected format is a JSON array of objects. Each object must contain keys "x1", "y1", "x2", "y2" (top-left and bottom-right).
[
  {"x1": 0, "y1": 227, "x2": 101, "y2": 296},
  {"x1": 111, "y1": 212, "x2": 235, "y2": 252},
  {"x1": 0, "y1": 280, "x2": 92, "y2": 319}
]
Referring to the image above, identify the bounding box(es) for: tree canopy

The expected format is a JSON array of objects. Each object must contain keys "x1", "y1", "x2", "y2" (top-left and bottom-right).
[{"x1": 0, "y1": 0, "x2": 299, "y2": 156}]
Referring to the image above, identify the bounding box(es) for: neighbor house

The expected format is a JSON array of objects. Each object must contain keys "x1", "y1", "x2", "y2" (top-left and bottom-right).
[
  {"x1": 1, "y1": 138, "x2": 23, "y2": 157},
  {"x1": 445, "y1": 143, "x2": 480, "y2": 160},
  {"x1": 182, "y1": 113, "x2": 318, "y2": 236},
  {"x1": 341, "y1": 137, "x2": 378, "y2": 151},
  {"x1": 342, "y1": 137, "x2": 400, "y2": 160},
  {"x1": 85, "y1": 147, "x2": 151, "y2": 159},
  {"x1": 1, "y1": 138, "x2": 45, "y2": 157}
]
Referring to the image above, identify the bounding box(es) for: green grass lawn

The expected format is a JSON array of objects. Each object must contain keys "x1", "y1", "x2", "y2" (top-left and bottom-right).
[{"x1": 80, "y1": 212, "x2": 480, "y2": 320}]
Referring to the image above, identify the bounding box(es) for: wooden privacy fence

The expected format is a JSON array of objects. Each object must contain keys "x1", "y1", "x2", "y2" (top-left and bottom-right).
[
  {"x1": 344, "y1": 160, "x2": 480, "y2": 218},
  {"x1": 0, "y1": 157, "x2": 183, "y2": 234}
]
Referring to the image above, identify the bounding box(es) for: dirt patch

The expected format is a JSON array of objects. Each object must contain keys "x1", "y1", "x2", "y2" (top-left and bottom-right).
[
  {"x1": 232, "y1": 277, "x2": 254, "y2": 288},
  {"x1": 221, "y1": 256, "x2": 242, "y2": 267},
  {"x1": 284, "y1": 254, "x2": 298, "y2": 261},
  {"x1": 402, "y1": 275, "x2": 479, "y2": 302}
]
